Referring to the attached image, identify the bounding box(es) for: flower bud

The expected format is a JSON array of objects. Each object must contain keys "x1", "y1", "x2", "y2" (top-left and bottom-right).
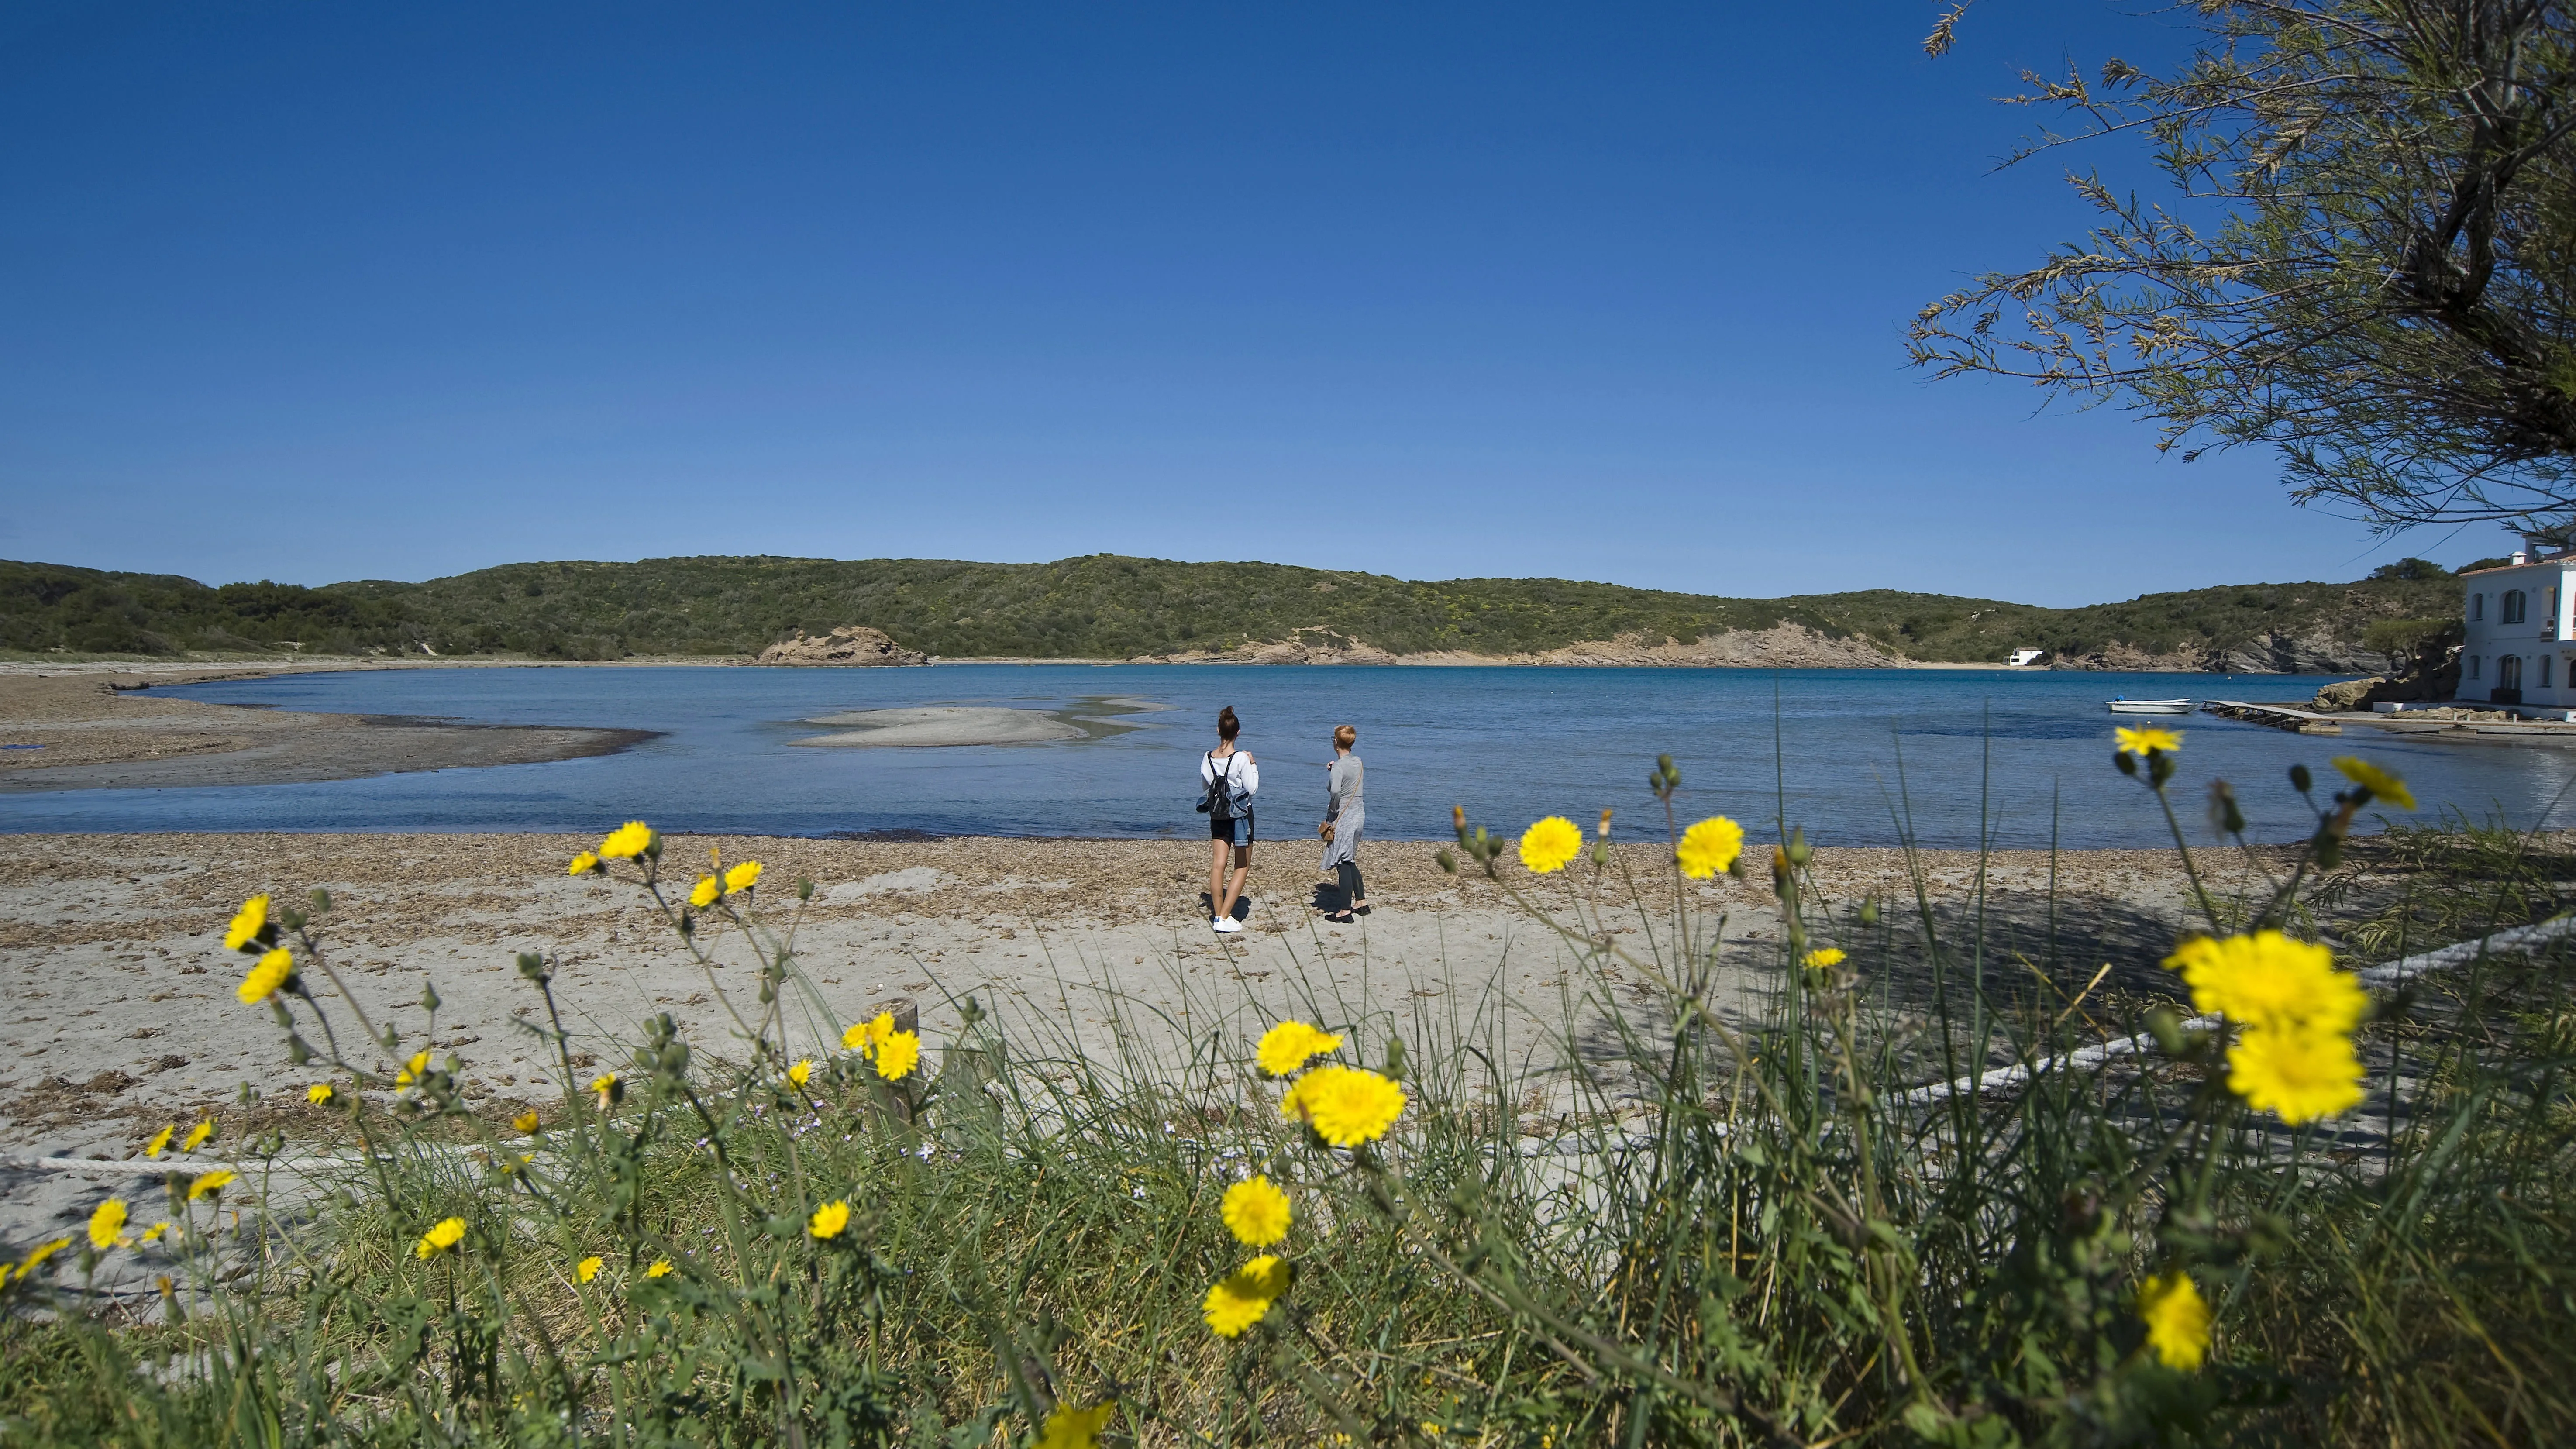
[
  {"x1": 420, "y1": 983, "x2": 441, "y2": 1014},
  {"x1": 1859, "y1": 897, "x2": 1880, "y2": 927},
  {"x1": 1436, "y1": 848, "x2": 1458, "y2": 874},
  {"x1": 2288, "y1": 763, "x2": 2312, "y2": 792},
  {"x1": 2115, "y1": 752, "x2": 2138, "y2": 776},
  {"x1": 309, "y1": 888, "x2": 331, "y2": 913},
  {"x1": 1784, "y1": 827, "x2": 1811, "y2": 867},
  {"x1": 286, "y1": 1033, "x2": 312, "y2": 1065}
]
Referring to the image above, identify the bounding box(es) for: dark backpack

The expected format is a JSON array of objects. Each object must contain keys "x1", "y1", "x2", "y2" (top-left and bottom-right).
[{"x1": 1198, "y1": 751, "x2": 1242, "y2": 819}]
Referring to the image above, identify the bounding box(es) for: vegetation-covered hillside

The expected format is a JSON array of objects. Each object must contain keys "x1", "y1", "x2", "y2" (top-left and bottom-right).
[{"x1": 0, "y1": 554, "x2": 2466, "y2": 669}]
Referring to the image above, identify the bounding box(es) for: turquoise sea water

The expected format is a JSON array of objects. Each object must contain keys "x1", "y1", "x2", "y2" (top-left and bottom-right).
[{"x1": 5, "y1": 664, "x2": 2572, "y2": 849}]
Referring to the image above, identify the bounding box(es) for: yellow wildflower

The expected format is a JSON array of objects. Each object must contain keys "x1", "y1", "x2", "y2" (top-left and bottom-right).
[
  {"x1": 787, "y1": 1059, "x2": 813, "y2": 1088},
  {"x1": 141, "y1": 1222, "x2": 171, "y2": 1244},
  {"x1": 186, "y1": 1170, "x2": 237, "y2": 1201},
  {"x1": 1220, "y1": 1177, "x2": 1291, "y2": 1247},
  {"x1": 181, "y1": 1119, "x2": 215, "y2": 1153},
  {"x1": 2115, "y1": 725, "x2": 2182, "y2": 757},
  {"x1": 237, "y1": 947, "x2": 293, "y2": 1004},
  {"x1": 2163, "y1": 932, "x2": 2366, "y2": 1035},
  {"x1": 17, "y1": 1238, "x2": 71, "y2": 1275},
  {"x1": 87, "y1": 1198, "x2": 128, "y2": 1250},
  {"x1": 1203, "y1": 1254, "x2": 1290, "y2": 1337},
  {"x1": 2332, "y1": 756, "x2": 2417, "y2": 811},
  {"x1": 843, "y1": 1011, "x2": 895, "y2": 1055},
  {"x1": 875, "y1": 1030, "x2": 922, "y2": 1081},
  {"x1": 575, "y1": 1255, "x2": 603, "y2": 1283},
  {"x1": 689, "y1": 874, "x2": 721, "y2": 910},
  {"x1": 809, "y1": 1200, "x2": 851, "y2": 1240},
  {"x1": 1802, "y1": 947, "x2": 1846, "y2": 970},
  {"x1": 2227, "y1": 1025, "x2": 2366, "y2": 1124},
  {"x1": 1675, "y1": 816, "x2": 1746, "y2": 878},
  {"x1": 414, "y1": 1216, "x2": 467, "y2": 1260},
  {"x1": 223, "y1": 894, "x2": 269, "y2": 952},
  {"x1": 724, "y1": 860, "x2": 763, "y2": 893},
  {"x1": 645, "y1": 1259, "x2": 674, "y2": 1278},
  {"x1": 567, "y1": 850, "x2": 601, "y2": 876},
  {"x1": 513, "y1": 1110, "x2": 541, "y2": 1135},
  {"x1": 1037, "y1": 1403, "x2": 1114, "y2": 1449},
  {"x1": 598, "y1": 820, "x2": 655, "y2": 860},
  {"x1": 1255, "y1": 1020, "x2": 1342, "y2": 1076},
  {"x1": 1281, "y1": 1065, "x2": 1405, "y2": 1147},
  {"x1": 2137, "y1": 1271, "x2": 2211, "y2": 1370},
  {"x1": 395, "y1": 1050, "x2": 432, "y2": 1088},
  {"x1": 143, "y1": 1125, "x2": 174, "y2": 1159},
  {"x1": 1517, "y1": 816, "x2": 1584, "y2": 873},
  {"x1": 306, "y1": 1083, "x2": 335, "y2": 1106},
  {"x1": 592, "y1": 1072, "x2": 621, "y2": 1109}
]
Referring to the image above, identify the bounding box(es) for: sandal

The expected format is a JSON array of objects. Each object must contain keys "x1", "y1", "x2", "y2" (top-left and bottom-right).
[{"x1": 1324, "y1": 910, "x2": 1355, "y2": 924}]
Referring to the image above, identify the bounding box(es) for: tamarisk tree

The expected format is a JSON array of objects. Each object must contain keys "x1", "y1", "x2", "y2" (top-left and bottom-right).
[{"x1": 1909, "y1": 2, "x2": 2576, "y2": 532}]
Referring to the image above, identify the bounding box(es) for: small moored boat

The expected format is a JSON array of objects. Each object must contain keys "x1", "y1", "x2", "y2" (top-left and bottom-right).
[{"x1": 2107, "y1": 698, "x2": 2195, "y2": 715}]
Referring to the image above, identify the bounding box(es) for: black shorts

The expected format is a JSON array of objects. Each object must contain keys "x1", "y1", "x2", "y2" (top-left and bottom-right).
[{"x1": 1209, "y1": 812, "x2": 1254, "y2": 847}]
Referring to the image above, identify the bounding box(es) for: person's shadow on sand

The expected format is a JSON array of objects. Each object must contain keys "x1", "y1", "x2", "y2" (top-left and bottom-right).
[{"x1": 1199, "y1": 893, "x2": 1251, "y2": 923}]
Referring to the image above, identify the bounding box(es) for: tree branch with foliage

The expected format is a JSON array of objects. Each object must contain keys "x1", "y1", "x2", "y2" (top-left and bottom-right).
[{"x1": 1911, "y1": 1, "x2": 2576, "y2": 533}]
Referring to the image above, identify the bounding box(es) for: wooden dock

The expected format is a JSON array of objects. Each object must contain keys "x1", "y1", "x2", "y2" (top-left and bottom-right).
[{"x1": 2200, "y1": 700, "x2": 2342, "y2": 734}]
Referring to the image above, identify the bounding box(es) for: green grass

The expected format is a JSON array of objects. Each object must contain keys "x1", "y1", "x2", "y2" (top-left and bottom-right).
[{"x1": 3, "y1": 750, "x2": 2570, "y2": 1446}]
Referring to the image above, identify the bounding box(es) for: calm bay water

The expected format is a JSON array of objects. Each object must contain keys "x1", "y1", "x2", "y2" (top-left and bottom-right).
[{"x1": 7, "y1": 664, "x2": 2574, "y2": 849}]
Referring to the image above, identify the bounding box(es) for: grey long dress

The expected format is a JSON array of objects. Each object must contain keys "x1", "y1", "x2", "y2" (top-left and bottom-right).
[{"x1": 1322, "y1": 755, "x2": 1363, "y2": 870}]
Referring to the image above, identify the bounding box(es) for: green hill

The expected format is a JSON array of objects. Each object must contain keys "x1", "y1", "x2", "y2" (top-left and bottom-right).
[{"x1": 0, "y1": 554, "x2": 2466, "y2": 671}]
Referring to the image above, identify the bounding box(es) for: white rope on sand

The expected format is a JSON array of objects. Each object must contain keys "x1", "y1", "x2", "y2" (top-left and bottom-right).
[{"x1": 1891, "y1": 915, "x2": 2576, "y2": 1109}]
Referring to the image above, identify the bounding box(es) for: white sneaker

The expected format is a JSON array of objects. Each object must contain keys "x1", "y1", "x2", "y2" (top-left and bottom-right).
[{"x1": 1213, "y1": 916, "x2": 1243, "y2": 934}]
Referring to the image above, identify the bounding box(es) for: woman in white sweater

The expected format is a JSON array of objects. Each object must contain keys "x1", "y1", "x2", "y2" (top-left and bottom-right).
[{"x1": 1200, "y1": 705, "x2": 1258, "y2": 934}]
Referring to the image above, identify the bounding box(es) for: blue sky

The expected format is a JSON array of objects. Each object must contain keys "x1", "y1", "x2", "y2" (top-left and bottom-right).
[{"x1": 0, "y1": 3, "x2": 2515, "y2": 606}]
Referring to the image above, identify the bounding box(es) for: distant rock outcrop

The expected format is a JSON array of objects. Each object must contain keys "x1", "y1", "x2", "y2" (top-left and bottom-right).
[
  {"x1": 2051, "y1": 631, "x2": 2390, "y2": 674},
  {"x1": 1132, "y1": 623, "x2": 1903, "y2": 669},
  {"x1": 756, "y1": 626, "x2": 927, "y2": 667}
]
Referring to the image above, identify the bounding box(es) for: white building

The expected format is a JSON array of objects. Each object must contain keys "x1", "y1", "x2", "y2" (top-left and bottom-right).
[
  {"x1": 2460, "y1": 534, "x2": 2576, "y2": 708},
  {"x1": 2005, "y1": 647, "x2": 2046, "y2": 667}
]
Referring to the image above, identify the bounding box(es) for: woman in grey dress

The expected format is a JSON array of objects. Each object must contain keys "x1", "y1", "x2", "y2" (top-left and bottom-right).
[{"x1": 1320, "y1": 724, "x2": 1366, "y2": 922}]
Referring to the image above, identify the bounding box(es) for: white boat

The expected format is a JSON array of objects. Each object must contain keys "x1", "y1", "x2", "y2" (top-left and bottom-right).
[{"x1": 2107, "y1": 698, "x2": 2195, "y2": 715}]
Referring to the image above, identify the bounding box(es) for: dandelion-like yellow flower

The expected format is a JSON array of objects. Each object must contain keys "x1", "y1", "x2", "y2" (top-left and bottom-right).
[
  {"x1": 592, "y1": 1072, "x2": 620, "y2": 1109},
  {"x1": 843, "y1": 1011, "x2": 895, "y2": 1056},
  {"x1": 1802, "y1": 947, "x2": 1846, "y2": 970},
  {"x1": 2137, "y1": 1271, "x2": 2211, "y2": 1370},
  {"x1": 181, "y1": 1119, "x2": 215, "y2": 1153},
  {"x1": 1281, "y1": 1065, "x2": 1406, "y2": 1147},
  {"x1": 1676, "y1": 816, "x2": 1745, "y2": 878},
  {"x1": 1202, "y1": 1254, "x2": 1290, "y2": 1338},
  {"x1": 395, "y1": 1050, "x2": 432, "y2": 1088},
  {"x1": 2331, "y1": 756, "x2": 2417, "y2": 811},
  {"x1": 2115, "y1": 726, "x2": 2183, "y2": 757},
  {"x1": 598, "y1": 821, "x2": 655, "y2": 860},
  {"x1": 1037, "y1": 1403, "x2": 1114, "y2": 1449},
  {"x1": 787, "y1": 1059, "x2": 813, "y2": 1088},
  {"x1": 513, "y1": 1110, "x2": 541, "y2": 1135},
  {"x1": 186, "y1": 1170, "x2": 237, "y2": 1201},
  {"x1": 809, "y1": 1200, "x2": 851, "y2": 1240},
  {"x1": 224, "y1": 894, "x2": 269, "y2": 952},
  {"x1": 87, "y1": 1198, "x2": 128, "y2": 1250},
  {"x1": 236, "y1": 947, "x2": 293, "y2": 1005},
  {"x1": 875, "y1": 1031, "x2": 922, "y2": 1081},
  {"x1": 575, "y1": 1255, "x2": 603, "y2": 1283},
  {"x1": 414, "y1": 1217, "x2": 467, "y2": 1260},
  {"x1": 143, "y1": 1125, "x2": 174, "y2": 1159},
  {"x1": 306, "y1": 1083, "x2": 335, "y2": 1106},
  {"x1": 1517, "y1": 816, "x2": 1584, "y2": 873},
  {"x1": 1255, "y1": 1020, "x2": 1342, "y2": 1076},
  {"x1": 724, "y1": 860, "x2": 763, "y2": 893},
  {"x1": 689, "y1": 875, "x2": 721, "y2": 910},
  {"x1": 1220, "y1": 1176, "x2": 1291, "y2": 1247},
  {"x1": 567, "y1": 850, "x2": 601, "y2": 877},
  {"x1": 2226, "y1": 1025, "x2": 2366, "y2": 1124},
  {"x1": 2163, "y1": 932, "x2": 2366, "y2": 1035},
  {"x1": 17, "y1": 1238, "x2": 71, "y2": 1276},
  {"x1": 141, "y1": 1222, "x2": 171, "y2": 1244},
  {"x1": 645, "y1": 1259, "x2": 674, "y2": 1278}
]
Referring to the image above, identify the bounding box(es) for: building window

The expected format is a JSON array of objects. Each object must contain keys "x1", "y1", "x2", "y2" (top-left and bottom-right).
[
  {"x1": 2546, "y1": 656, "x2": 2557, "y2": 688},
  {"x1": 2504, "y1": 589, "x2": 2528, "y2": 624},
  {"x1": 2470, "y1": 655, "x2": 2482, "y2": 678},
  {"x1": 2501, "y1": 654, "x2": 2525, "y2": 690},
  {"x1": 2473, "y1": 592, "x2": 2486, "y2": 621}
]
